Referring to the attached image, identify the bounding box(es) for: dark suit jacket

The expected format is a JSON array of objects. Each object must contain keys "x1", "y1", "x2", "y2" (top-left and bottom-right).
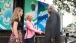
[{"x1": 45, "y1": 12, "x2": 60, "y2": 43}]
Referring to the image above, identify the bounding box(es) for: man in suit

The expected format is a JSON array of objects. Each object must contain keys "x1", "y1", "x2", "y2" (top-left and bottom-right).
[{"x1": 45, "y1": 5, "x2": 60, "y2": 43}]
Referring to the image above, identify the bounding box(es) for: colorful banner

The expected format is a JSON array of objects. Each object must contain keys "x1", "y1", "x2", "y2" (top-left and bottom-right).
[
  {"x1": 0, "y1": 0, "x2": 13, "y2": 30},
  {"x1": 38, "y1": 1, "x2": 48, "y2": 31},
  {"x1": 24, "y1": 0, "x2": 48, "y2": 31},
  {"x1": 24, "y1": 0, "x2": 38, "y2": 30}
]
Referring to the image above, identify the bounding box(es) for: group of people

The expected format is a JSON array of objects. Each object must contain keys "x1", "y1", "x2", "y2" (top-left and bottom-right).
[{"x1": 9, "y1": 5, "x2": 60, "y2": 43}]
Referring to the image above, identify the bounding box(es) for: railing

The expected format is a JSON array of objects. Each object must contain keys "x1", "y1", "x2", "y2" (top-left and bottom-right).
[
  {"x1": 0, "y1": 35, "x2": 45, "y2": 43},
  {"x1": 35, "y1": 36, "x2": 45, "y2": 43},
  {"x1": 0, "y1": 31, "x2": 76, "y2": 43},
  {"x1": 0, "y1": 36, "x2": 9, "y2": 43}
]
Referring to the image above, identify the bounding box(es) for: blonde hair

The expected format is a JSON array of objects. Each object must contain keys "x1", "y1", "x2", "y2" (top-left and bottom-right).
[
  {"x1": 25, "y1": 12, "x2": 32, "y2": 20},
  {"x1": 11, "y1": 7, "x2": 22, "y2": 25}
]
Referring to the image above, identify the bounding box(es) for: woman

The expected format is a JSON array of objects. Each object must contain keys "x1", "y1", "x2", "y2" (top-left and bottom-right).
[
  {"x1": 24, "y1": 12, "x2": 43, "y2": 43},
  {"x1": 9, "y1": 7, "x2": 23, "y2": 43}
]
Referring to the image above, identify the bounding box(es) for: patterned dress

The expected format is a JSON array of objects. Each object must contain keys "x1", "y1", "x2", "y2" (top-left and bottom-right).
[{"x1": 9, "y1": 30, "x2": 22, "y2": 43}]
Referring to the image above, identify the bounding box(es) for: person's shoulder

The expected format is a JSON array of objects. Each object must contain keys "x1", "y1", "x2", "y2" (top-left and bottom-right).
[
  {"x1": 26, "y1": 20, "x2": 30, "y2": 24},
  {"x1": 53, "y1": 12, "x2": 59, "y2": 16},
  {"x1": 50, "y1": 12, "x2": 57, "y2": 16},
  {"x1": 53, "y1": 12, "x2": 59, "y2": 14},
  {"x1": 14, "y1": 18, "x2": 19, "y2": 22},
  {"x1": 50, "y1": 12, "x2": 59, "y2": 18}
]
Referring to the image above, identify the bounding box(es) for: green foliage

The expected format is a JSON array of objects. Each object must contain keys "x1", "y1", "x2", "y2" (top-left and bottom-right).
[
  {"x1": 53, "y1": 0, "x2": 76, "y2": 15},
  {"x1": 67, "y1": 23, "x2": 76, "y2": 27},
  {"x1": 67, "y1": 23, "x2": 73, "y2": 27}
]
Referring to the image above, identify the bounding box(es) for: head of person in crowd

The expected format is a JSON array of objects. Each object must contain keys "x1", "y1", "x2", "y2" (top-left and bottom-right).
[
  {"x1": 11, "y1": 7, "x2": 23, "y2": 25},
  {"x1": 48, "y1": 5, "x2": 56, "y2": 14},
  {"x1": 25, "y1": 12, "x2": 33, "y2": 22}
]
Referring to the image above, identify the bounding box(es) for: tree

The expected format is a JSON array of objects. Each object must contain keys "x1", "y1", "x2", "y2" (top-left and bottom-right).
[{"x1": 53, "y1": 0, "x2": 76, "y2": 15}]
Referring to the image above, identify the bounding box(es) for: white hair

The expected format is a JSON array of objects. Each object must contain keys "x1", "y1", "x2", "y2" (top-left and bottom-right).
[{"x1": 48, "y1": 5, "x2": 56, "y2": 11}]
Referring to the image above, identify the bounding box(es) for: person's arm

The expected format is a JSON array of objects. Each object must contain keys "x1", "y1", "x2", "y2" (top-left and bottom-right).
[
  {"x1": 26, "y1": 21, "x2": 42, "y2": 34},
  {"x1": 12, "y1": 21, "x2": 18, "y2": 38}
]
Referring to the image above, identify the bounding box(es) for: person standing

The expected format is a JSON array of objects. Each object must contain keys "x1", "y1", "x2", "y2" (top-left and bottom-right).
[
  {"x1": 24, "y1": 12, "x2": 43, "y2": 43},
  {"x1": 9, "y1": 7, "x2": 23, "y2": 43},
  {"x1": 45, "y1": 5, "x2": 60, "y2": 43}
]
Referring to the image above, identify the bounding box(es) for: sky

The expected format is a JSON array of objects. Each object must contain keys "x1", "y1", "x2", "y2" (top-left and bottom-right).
[{"x1": 63, "y1": 13, "x2": 73, "y2": 27}]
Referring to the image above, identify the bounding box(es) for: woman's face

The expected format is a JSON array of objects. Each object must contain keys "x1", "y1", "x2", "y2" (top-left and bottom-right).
[
  {"x1": 19, "y1": 10, "x2": 23, "y2": 17},
  {"x1": 28, "y1": 15, "x2": 33, "y2": 21}
]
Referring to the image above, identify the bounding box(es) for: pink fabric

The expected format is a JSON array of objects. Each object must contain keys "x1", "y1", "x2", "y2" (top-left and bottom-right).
[{"x1": 24, "y1": 20, "x2": 42, "y2": 39}]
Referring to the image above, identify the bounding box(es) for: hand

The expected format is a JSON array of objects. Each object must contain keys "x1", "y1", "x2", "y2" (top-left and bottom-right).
[
  {"x1": 41, "y1": 32, "x2": 45, "y2": 34},
  {"x1": 16, "y1": 38, "x2": 20, "y2": 43},
  {"x1": 51, "y1": 38, "x2": 55, "y2": 43}
]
